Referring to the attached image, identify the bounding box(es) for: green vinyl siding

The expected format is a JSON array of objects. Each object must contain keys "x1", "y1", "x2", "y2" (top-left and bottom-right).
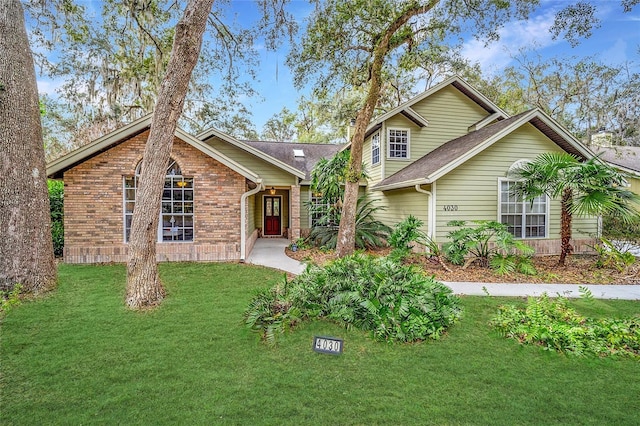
[
  {"x1": 300, "y1": 186, "x2": 311, "y2": 230},
  {"x1": 630, "y1": 177, "x2": 640, "y2": 211},
  {"x1": 247, "y1": 194, "x2": 256, "y2": 235},
  {"x1": 434, "y1": 124, "x2": 598, "y2": 241},
  {"x1": 364, "y1": 132, "x2": 383, "y2": 184},
  {"x1": 382, "y1": 86, "x2": 493, "y2": 180},
  {"x1": 371, "y1": 187, "x2": 430, "y2": 235},
  {"x1": 204, "y1": 137, "x2": 297, "y2": 185}
]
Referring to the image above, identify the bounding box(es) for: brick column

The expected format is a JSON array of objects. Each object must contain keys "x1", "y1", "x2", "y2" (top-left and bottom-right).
[{"x1": 290, "y1": 184, "x2": 301, "y2": 241}]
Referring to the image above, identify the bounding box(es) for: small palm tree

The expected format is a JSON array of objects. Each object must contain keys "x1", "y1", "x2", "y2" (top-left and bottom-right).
[{"x1": 510, "y1": 152, "x2": 640, "y2": 266}]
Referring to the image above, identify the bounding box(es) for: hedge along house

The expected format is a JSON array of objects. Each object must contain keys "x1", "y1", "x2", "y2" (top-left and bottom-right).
[
  {"x1": 46, "y1": 116, "x2": 342, "y2": 263},
  {"x1": 360, "y1": 76, "x2": 600, "y2": 255}
]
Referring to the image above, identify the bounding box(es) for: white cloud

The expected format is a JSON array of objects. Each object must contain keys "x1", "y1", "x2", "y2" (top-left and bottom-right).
[
  {"x1": 37, "y1": 78, "x2": 65, "y2": 96},
  {"x1": 461, "y1": 10, "x2": 560, "y2": 75}
]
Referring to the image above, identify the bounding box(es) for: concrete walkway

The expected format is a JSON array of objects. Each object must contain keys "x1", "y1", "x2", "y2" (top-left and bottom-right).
[
  {"x1": 245, "y1": 238, "x2": 640, "y2": 300},
  {"x1": 245, "y1": 238, "x2": 306, "y2": 275}
]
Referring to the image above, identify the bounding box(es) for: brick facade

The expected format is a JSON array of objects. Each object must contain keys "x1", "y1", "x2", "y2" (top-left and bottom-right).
[{"x1": 63, "y1": 130, "x2": 247, "y2": 263}]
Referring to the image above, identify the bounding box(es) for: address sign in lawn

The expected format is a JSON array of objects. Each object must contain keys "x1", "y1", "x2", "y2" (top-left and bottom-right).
[{"x1": 313, "y1": 336, "x2": 344, "y2": 355}]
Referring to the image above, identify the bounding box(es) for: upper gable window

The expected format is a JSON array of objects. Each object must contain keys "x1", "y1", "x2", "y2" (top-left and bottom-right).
[
  {"x1": 124, "y1": 158, "x2": 194, "y2": 243},
  {"x1": 388, "y1": 128, "x2": 409, "y2": 159},
  {"x1": 371, "y1": 132, "x2": 380, "y2": 165}
]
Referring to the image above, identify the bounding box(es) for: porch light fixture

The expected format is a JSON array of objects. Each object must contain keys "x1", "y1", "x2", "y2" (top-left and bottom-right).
[{"x1": 269, "y1": 187, "x2": 276, "y2": 195}]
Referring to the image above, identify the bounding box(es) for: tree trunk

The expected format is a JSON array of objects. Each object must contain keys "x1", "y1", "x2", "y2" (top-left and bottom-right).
[
  {"x1": 126, "y1": 0, "x2": 214, "y2": 309},
  {"x1": 558, "y1": 187, "x2": 574, "y2": 266},
  {"x1": 0, "y1": 0, "x2": 56, "y2": 294},
  {"x1": 335, "y1": 3, "x2": 435, "y2": 257}
]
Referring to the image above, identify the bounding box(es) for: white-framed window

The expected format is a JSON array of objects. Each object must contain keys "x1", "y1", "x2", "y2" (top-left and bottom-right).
[
  {"x1": 387, "y1": 128, "x2": 409, "y2": 159},
  {"x1": 498, "y1": 178, "x2": 548, "y2": 238},
  {"x1": 309, "y1": 193, "x2": 330, "y2": 227},
  {"x1": 124, "y1": 158, "x2": 194, "y2": 242},
  {"x1": 371, "y1": 132, "x2": 380, "y2": 165}
]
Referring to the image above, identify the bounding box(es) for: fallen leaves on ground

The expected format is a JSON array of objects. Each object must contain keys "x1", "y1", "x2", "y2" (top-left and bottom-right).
[{"x1": 286, "y1": 247, "x2": 640, "y2": 285}]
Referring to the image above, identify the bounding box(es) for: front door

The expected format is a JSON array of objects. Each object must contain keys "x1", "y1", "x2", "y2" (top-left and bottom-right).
[{"x1": 264, "y1": 196, "x2": 281, "y2": 236}]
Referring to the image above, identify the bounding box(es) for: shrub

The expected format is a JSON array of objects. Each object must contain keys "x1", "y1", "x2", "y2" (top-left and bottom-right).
[
  {"x1": 48, "y1": 180, "x2": 64, "y2": 257},
  {"x1": 243, "y1": 253, "x2": 463, "y2": 344},
  {"x1": 490, "y1": 293, "x2": 640, "y2": 358},
  {"x1": 602, "y1": 212, "x2": 640, "y2": 245},
  {"x1": 443, "y1": 220, "x2": 536, "y2": 275},
  {"x1": 308, "y1": 195, "x2": 391, "y2": 250},
  {"x1": 592, "y1": 238, "x2": 636, "y2": 272}
]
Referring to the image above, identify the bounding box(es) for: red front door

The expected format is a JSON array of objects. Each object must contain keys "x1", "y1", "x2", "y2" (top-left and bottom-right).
[{"x1": 264, "y1": 196, "x2": 281, "y2": 236}]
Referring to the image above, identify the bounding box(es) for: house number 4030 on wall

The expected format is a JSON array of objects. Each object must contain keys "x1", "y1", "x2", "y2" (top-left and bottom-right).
[{"x1": 443, "y1": 205, "x2": 459, "y2": 211}]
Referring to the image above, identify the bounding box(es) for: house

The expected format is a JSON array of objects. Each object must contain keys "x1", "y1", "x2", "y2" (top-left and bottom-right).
[
  {"x1": 590, "y1": 142, "x2": 640, "y2": 207},
  {"x1": 47, "y1": 76, "x2": 604, "y2": 264}
]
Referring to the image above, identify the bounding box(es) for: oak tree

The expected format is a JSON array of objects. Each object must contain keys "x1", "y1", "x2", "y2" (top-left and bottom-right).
[{"x1": 0, "y1": 0, "x2": 56, "y2": 294}]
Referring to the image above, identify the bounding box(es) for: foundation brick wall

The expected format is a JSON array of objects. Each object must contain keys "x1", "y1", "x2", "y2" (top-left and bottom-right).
[{"x1": 63, "y1": 130, "x2": 246, "y2": 263}]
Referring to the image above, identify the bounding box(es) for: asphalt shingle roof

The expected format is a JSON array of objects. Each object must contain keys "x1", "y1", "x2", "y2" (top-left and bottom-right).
[{"x1": 242, "y1": 141, "x2": 345, "y2": 180}]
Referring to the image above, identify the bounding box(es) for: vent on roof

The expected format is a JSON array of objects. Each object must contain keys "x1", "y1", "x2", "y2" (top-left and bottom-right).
[{"x1": 293, "y1": 149, "x2": 305, "y2": 157}]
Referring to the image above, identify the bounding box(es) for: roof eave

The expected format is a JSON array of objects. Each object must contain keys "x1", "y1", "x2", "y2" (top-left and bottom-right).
[
  {"x1": 200, "y1": 129, "x2": 306, "y2": 179},
  {"x1": 46, "y1": 114, "x2": 153, "y2": 178},
  {"x1": 372, "y1": 178, "x2": 429, "y2": 192}
]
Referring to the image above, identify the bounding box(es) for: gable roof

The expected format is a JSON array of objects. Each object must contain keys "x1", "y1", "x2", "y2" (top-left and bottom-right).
[
  {"x1": 365, "y1": 76, "x2": 508, "y2": 137},
  {"x1": 46, "y1": 115, "x2": 261, "y2": 182},
  {"x1": 373, "y1": 109, "x2": 595, "y2": 191},
  {"x1": 198, "y1": 128, "x2": 307, "y2": 180},
  {"x1": 242, "y1": 141, "x2": 345, "y2": 181}
]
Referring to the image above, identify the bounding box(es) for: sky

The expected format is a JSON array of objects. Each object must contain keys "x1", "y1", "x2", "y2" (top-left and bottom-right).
[{"x1": 34, "y1": 0, "x2": 640, "y2": 133}]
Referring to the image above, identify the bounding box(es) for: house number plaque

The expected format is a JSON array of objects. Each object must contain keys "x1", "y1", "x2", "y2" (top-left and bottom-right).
[
  {"x1": 313, "y1": 336, "x2": 344, "y2": 355},
  {"x1": 443, "y1": 205, "x2": 459, "y2": 211}
]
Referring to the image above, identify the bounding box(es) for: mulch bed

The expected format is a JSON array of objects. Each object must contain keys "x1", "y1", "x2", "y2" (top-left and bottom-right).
[{"x1": 285, "y1": 247, "x2": 640, "y2": 285}]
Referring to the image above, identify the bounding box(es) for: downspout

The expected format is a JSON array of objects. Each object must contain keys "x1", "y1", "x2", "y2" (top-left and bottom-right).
[
  {"x1": 241, "y1": 178, "x2": 263, "y2": 262},
  {"x1": 415, "y1": 184, "x2": 435, "y2": 241}
]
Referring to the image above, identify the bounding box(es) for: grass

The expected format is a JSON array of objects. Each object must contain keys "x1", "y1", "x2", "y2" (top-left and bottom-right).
[{"x1": 1, "y1": 263, "x2": 640, "y2": 425}]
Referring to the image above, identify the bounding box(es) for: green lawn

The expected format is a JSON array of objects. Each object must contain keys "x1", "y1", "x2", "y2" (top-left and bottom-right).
[{"x1": 1, "y1": 263, "x2": 639, "y2": 425}]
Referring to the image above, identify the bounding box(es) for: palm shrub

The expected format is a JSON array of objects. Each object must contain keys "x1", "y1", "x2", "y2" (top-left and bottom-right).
[
  {"x1": 244, "y1": 253, "x2": 463, "y2": 344},
  {"x1": 509, "y1": 152, "x2": 640, "y2": 266},
  {"x1": 444, "y1": 220, "x2": 536, "y2": 275},
  {"x1": 308, "y1": 195, "x2": 391, "y2": 250},
  {"x1": 490, "y1": 293, "x2": 640, "y2": 358}
]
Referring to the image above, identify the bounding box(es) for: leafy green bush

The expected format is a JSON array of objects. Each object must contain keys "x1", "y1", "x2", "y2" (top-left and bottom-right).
[
  {"x1": 388, "y1": 215, "x2": 426, "y2": 261},
  {"x1": 490, "y1": 294, "x2": 640, "y2": 358},
  {"x1": 244, "y1": 253, "x2": 462, "y2": 344},
  {"x1": 443, "y1": 220, "x2": 536, "y2": 275},
  {"x1": 592, "y1": 238, "x2": 636, "y2": 272},
  {"x1": 48, "y1": 180, "x2": 64, "y2": 257},
  {"x1": 602, "y1": 212, "x2": 640, "y2": 244},
  {"x1": 308, "y1": 195, "x2": 391, "y2": 250}
]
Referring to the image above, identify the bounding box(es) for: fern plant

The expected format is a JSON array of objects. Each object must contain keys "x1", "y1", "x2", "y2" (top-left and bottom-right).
[
  {"x1": 244, "y1": 253, "x2": 463, "y2": 344},
  {"x1": 443, "y1": 220, "x2": 536, "y2": 275}
]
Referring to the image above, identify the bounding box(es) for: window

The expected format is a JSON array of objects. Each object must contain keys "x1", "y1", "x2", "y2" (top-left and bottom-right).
[
  {"x1": 388, "y1": 128, "x2": 409, "y2": 159},
  {"x1": 310, "y1": 193, "x2": 328, "y2": 227},
  {"x1": 371, "y1": 132, "x2": 380, "y2": 165},
  {"x1": 124, "y1": 159, "x2": 194, "y2": 242},
  {"x1": 499, "y1": 179, "x2": 547, "y2": 238}
]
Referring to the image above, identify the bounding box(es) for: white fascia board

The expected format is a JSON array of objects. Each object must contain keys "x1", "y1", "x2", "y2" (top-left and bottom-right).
[
  {"x1": 46, "y1": 114, "x2": 153, "y2": 177},
  {"x1": 200, "y1": 128, "x2": 306, "y2": 179},
  {"x1": 403, "y1": 107, "x2": 429, "y2": 127},
  {"x1": 372, "y1": 178, "x2": 429, "y2": 192},
  {"x1": 426, "y1": 111, "x2": 540, "y2": 182},
  {"x1": 175, "y1": 128, "x2": 260, "y2": 182}
]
